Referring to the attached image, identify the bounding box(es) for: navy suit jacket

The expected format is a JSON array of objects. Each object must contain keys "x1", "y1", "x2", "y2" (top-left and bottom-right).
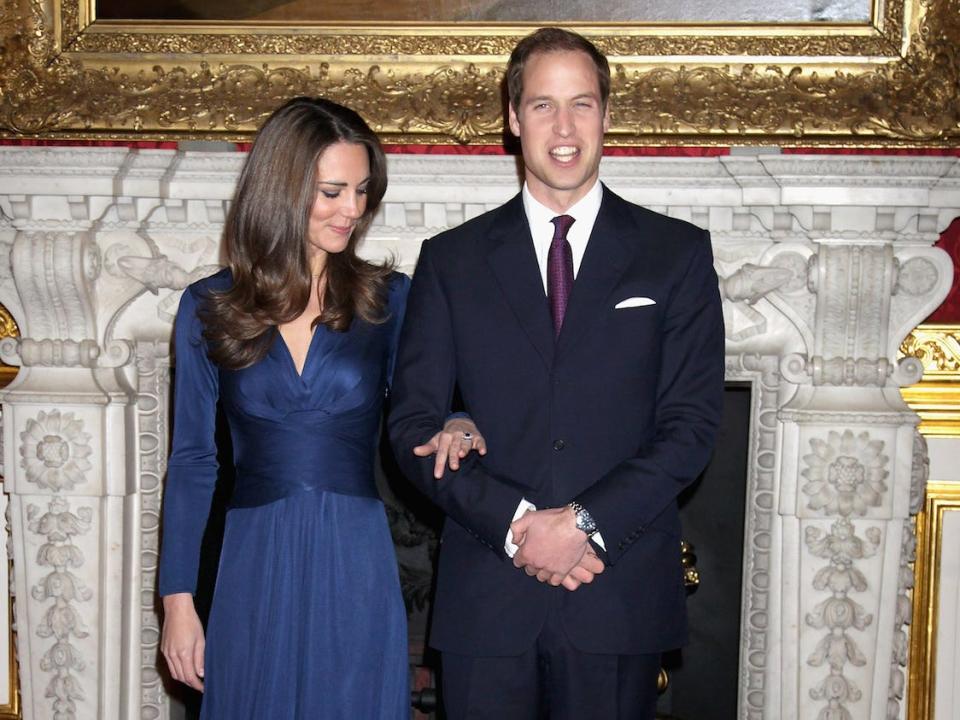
[{"x1": 388, "y1": 185, "x2": 724, "y2": 656}]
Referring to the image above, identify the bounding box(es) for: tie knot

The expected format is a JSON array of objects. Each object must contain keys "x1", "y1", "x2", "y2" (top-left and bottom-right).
[{"x1": 551, "y1": 215, "x2": 575, "y2": 241}]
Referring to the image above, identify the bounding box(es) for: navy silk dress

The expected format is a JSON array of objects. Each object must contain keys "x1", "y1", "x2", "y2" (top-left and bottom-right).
[{"x1": 158, "y1": 269, "x2": 410, "y2": 719}]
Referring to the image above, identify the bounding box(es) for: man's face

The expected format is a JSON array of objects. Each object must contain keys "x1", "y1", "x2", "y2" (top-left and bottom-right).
[{"x1": 508, "y1": 49, "x2": 610, "y2": 213}]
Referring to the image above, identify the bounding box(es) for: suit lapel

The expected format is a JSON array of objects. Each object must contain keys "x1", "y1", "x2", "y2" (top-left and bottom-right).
[
  {"x1": 556, "y1": 187, "x2": 633, "y2": 355},
  {"x1": 485, "y1": 195, "x2": 555, "y2": 370}
]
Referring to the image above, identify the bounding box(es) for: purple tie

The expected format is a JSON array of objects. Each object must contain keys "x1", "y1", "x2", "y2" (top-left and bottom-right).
[{"x1": 548, "y1": 215, "x2": 575, "y2": 338}]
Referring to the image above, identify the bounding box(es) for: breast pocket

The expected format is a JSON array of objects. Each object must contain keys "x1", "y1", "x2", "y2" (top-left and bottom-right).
[{"x1": 606, "y1": 292, "x2": 663, "y2": 349}]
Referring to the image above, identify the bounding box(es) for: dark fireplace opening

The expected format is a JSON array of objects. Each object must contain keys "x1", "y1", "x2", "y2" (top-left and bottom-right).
[{"x1": 657, "y1": 383, "x2": 751, "y2": 720}]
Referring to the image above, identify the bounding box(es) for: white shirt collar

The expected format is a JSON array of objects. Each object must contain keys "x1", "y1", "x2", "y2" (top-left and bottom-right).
[{"x1": 522, "y1": 180, "x2": 604, "y2": 291}]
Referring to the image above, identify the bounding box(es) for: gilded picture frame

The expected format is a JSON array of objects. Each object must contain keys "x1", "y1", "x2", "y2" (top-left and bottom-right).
[
  {"x1": 908, "y1": 481, "x2": 960, "y2": 720},
  {"x1": 0, "y1": 0, "x2": 957, "y2": 145}
]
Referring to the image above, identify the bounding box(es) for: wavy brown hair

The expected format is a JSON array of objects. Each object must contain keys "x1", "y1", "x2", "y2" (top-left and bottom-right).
[{"x1": 201, "y1": 96, "x2": 392, "y2": 370}]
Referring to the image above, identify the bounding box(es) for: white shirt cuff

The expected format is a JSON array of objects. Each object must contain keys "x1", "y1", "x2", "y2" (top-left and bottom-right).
[
  {"x1": 504, "y1": 498, "x2": 537, "y2": 557},
  {"x1": 592, "y1": 530, "x2": 606, "y2": 551}
]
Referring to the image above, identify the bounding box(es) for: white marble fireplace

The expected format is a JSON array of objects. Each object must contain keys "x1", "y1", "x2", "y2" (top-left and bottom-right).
[{"x1": 0, "y1": 147, "x2": 956, "y2": 720}]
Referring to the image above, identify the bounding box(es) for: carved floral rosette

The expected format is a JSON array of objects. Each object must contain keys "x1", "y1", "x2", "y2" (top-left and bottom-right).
[{"x1": 18, "y1": 411, "x2": 92, "y2": 493}]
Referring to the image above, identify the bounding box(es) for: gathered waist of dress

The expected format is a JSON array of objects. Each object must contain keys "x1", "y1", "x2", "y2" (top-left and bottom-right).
[{"x1": 230, "y1": 424, "x2": 378, "y2": 508}]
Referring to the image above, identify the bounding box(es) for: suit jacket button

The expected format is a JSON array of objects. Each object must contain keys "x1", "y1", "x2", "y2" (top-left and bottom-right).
[{"x1": 553, "y1": 439, "x2": 565, "y2": 451}]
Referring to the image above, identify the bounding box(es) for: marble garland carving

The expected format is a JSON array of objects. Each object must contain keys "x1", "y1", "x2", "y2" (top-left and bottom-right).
[
  {"x1": 27, "y1": 497, "x2": 93, "y2": 720},
  {"x1": 801, "y1": 430, "x2": 890, "y2": 720},
  {"x1": 804, "y1": 519, "x2": 881, "y2": 719},
  {"x1": 17, "y1": 411, "x2": 94, "y2": 718}
]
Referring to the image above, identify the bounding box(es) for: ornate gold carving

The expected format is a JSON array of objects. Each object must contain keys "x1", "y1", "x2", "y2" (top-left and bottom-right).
[
  {"x1": 0, "y1": 304, "x2": 20, "y2": 388},
  {"x1": 681, "y1": 540, "x2": 700, "y2": 591},
  {"x1": 0, "y1": 590, "x2": 20, "y2": 720},
  {"x1": 64, "y1": 32, "x2": 904, "y2": 59},
  {"x1": 0, "y1": 308, "x2": 18, "y2": 343},
  {"x1": 908, "y1": 482, "x2": 960, "y2": 720},
  {"x1": 0, "y1": 0, "x2": 957, "y2": 143},
  {"x1": 900, "y1": 325, "x2": 960, "y2": 437},
  {"x1": 901, "y1": 325, "x2": 960, "y2": 376}
]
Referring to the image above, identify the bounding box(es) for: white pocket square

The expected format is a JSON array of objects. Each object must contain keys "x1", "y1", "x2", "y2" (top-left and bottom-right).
[{"x1": 615, "y1": 297, "x2": 656, "y2": 309}]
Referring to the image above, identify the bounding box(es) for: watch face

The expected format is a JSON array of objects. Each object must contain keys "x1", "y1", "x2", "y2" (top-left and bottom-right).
[{"x1": 575, "y1": 508, "x2": 597, "y2": 535}]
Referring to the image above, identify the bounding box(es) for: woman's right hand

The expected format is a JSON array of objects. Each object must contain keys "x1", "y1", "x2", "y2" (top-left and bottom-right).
[
  {"x1": 413, "y1": 416, "x2": 487, "y2": 479},
  {"x1": 161, "y1": 593, "x2": 205, "y2": 691}
]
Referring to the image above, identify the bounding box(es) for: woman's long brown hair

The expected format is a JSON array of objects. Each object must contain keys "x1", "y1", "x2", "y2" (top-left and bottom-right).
[{"x1": 201, "y1": 96, "x2": 393, "y2": 370}]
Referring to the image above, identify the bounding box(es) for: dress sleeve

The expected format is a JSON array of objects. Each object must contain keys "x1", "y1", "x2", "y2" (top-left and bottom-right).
[
  {"x1": 158, "y1": 286, "x2": 221, "y2": 596},
  {"x1": 386, "y1": 272, "x2": 412, "y2": 388}
]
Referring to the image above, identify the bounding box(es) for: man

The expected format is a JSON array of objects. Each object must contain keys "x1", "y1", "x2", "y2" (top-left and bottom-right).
[{"x1": 388, "y1": 27, "x2": 724, "y2": 719}]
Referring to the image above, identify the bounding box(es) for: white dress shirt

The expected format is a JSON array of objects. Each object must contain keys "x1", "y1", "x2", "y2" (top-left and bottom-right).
[
  {"x1": 524, "y1": 180, "x2": 602, "y2": 294},
  {"x1": 505, "y1": 180, "x2": 606, "y2": 556}
]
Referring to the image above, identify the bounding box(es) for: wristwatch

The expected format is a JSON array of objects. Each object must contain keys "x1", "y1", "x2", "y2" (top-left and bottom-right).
[{"x1": 568, "y1": 501, "x2": 598, "y2": 537}]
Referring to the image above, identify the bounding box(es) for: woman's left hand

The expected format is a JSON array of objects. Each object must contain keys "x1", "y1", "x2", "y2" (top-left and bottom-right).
[{"x1": 413, "y1": 416, "x2": 487, "y2": 479}]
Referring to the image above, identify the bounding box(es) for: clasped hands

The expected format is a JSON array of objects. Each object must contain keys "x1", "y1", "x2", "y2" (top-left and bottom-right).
[
  {"x1": 412, "y1": 419, "x2": 603, "y2": 590},
  {"x1": 511, "y1": 506, "x2": 604, "y2": 591}
]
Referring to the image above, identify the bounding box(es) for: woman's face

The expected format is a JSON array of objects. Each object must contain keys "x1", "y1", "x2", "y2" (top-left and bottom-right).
[{"x1": 307, "y1": 141, "x2": 371, "y2": 268}]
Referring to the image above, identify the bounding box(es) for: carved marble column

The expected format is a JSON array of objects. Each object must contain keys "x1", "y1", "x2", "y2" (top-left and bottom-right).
[
  {"x1": 757, "y1": 163, "x2": 954, "y2": 719},
  {"x1": 0, "y1": 220, "x2": 138, "y2": 719},
  {"x1": 0, "y1": 148, "x2": 230, "y2": 720}
]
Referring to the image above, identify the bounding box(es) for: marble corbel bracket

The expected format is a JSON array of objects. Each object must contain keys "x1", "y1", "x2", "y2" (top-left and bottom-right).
[
  {"x1": 10, "y1": 230, "x2": 101, "y2": 342},
  {"x1": 776, "y1": 239, "x2": 952, "y2": 392}
]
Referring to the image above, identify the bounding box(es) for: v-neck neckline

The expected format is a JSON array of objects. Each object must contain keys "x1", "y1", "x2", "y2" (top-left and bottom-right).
[{"x1": 277, "y1": 326, "x2": 319, "y2": 380}]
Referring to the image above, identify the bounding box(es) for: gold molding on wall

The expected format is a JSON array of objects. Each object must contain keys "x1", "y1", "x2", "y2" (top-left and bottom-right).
[
  {"x1": 900, "y1": 325, "x2": 960, "y2": 438},
  {"x1": 909, "y1": 481, "x2": 960, "y2": 720},
  {"x1": 0, "y1": 0, "x2": 957, "y2": 144},
  {"x1": 0, "y1": 597, "x2": 19, "y2": 720},
  {"x1": 0, "y1": 306, "x2": 18, "y2": 387}
]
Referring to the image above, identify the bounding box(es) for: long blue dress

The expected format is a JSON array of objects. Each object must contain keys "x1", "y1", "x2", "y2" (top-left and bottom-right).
[{"x1": 158, "y1": 269, "x2": 410, "y2": 719}]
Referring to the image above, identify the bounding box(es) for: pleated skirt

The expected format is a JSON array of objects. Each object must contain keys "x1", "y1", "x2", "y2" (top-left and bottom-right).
[{"x1": 199, "y1": 489, "x2": 409, "y2": 719}]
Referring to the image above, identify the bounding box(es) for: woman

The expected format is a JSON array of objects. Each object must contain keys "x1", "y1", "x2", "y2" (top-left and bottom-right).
[{"x1": 158, "y1": 96, "x2": 482, "y2": 718}]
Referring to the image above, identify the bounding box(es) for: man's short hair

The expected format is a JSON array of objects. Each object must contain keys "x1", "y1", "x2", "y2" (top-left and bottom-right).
[{"x1": 506, "y1": 27, "x2": 611, "y2": 112}]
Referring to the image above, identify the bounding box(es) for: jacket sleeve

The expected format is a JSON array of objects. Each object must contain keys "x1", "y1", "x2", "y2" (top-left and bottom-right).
[
  {"x1": 388, "y1": 239, "x2": 524, "y2": 557},
  {"x1": 158, "y1": 287, "x2": 220, "y2": 596},
  {"x1": 576, "y1": 230, "x2": 725, "y2": 565}
]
